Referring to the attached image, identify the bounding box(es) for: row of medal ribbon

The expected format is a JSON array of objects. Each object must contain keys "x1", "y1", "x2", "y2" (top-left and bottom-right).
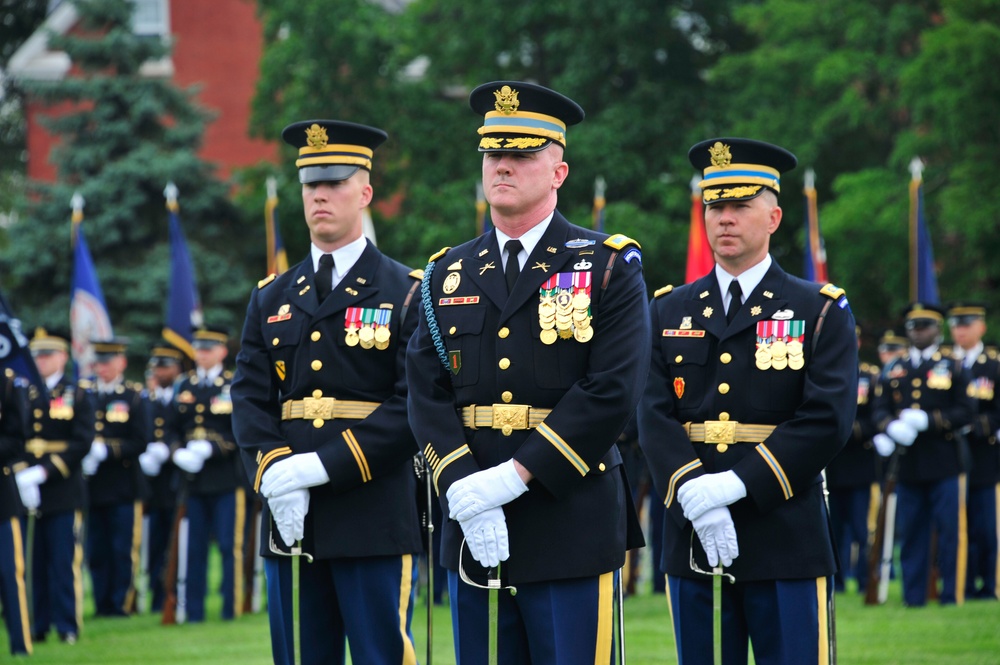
[
  {"x1": 538, "y1": 272, "x2": 593, "y2": 344},
  {"x1": 344, "y1": 307, "x2": 392, "y2": 350},
  {"x1": 755, "y1": 320, "x2": 806, "y2": 371}
]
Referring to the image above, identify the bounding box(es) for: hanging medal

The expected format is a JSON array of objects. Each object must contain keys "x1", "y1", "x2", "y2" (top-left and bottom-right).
[
  {"x1": 786, "y1": 320, "x2": 805, "y2": 370},
  {"x1": 344, "y1": 307, "x2": 362, "y2": 347},
  {"x1": 571, "y1": 271, "x2": 593, "y2": 343},
  {"x1": 755, "y1": 320, "x2": 774, "y2": 370},
  {"x1": 374, "y1": 308, "x2": 392, "y2": 350},
  {"x1": 555, "y1": 272, "x2": 574, "y2": 339},
  {"x1": 539, "y1": 275, "x2": 559, "y2": 345},
  {"x1": 359, "y1": 308, "x2": 376, "y2": 349}
]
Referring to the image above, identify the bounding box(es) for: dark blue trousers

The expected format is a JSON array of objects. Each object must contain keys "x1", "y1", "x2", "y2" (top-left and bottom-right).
[
  {"x1": 829, "y1": 484, "x2": 875, "y2": 592},
  {"x1": 965, "y1": 482, "x2": 997, "y2": 599},
  {"x1": 28, "y1": 510, "x2": 82, "y2": 639},
  {"x1": 184, "y1": 488, "x2": 244, "y2": 622},
  {"x1": 449, "y1": 568, "x2": 617, "y2": 665},
  {"x1": 146, "y1": 506, "x2": 173, "y2": 612},
  {"x1": 667, "y1": 575, "x2": 832, "y2": 665},
  {"x1": 0, "y1": 517, "x2": 31, "y2": 654},
  {"x1": 87, "y1": 501, "x2": 140, "y2": 616},
  {"x1": 896, "y1": 475, "x2": 964, "y2": 605}
]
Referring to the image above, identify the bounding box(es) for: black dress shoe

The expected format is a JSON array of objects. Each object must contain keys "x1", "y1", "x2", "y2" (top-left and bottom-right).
[
  {"x1": 59, "y1": 632, "x2": 78, "y2": 645},
  {"x1": 31, "y1": 632, "x2": 46, "y2": 643}
]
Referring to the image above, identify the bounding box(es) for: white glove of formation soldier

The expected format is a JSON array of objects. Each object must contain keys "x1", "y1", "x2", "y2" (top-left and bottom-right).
[
  {"x1": 446, "y1": 459, "x2": 529, "y2": 522},
  {"x1": 872, "y1": 433, "x2": 896, "y2": 457},
  {"x1": 886, "y1": 419, "x2": 918, "y2": 447},
  {"x1": 81, "y1": 440, "x2": 108, "y2": 476},
  {"x1": 677, "y1": 470, "x2": 747, "y2": 521},
  {"x1": 15, "y1": 466, "x2": 47, "y2": 511},
  {"x1": 260, "y1": 453, "x2": 330, "y2": 498},
  {"x1": 268, "y1": 489, "x2": 310, "y2": 547},
  {"x1": 692, "y1": 506, "x2": 740, "y2": 568},
  {"x1": 172, "y1": 447, "x2": 203, "y2": 474},
  {"x1": 458, "y1": 506, "x2": 510, "y2": 568},
  {"x1": 899, "y1": 408, "x2": 929, "y2": 432},
  {"x1": 186, "y1": 439, "x2": 214, "y2": 460},
  {"x1": 139, "y1": 441, "x2": 172, "y2": 476}
]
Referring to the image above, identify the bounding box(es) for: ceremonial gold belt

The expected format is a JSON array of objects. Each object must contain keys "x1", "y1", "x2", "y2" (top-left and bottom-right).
[
  {"x1": 684, "y1": 421, "x2": 775, "y2": 452},
  {"x1": 461, "y1": 404, "x2": 551, "y2": 435},
  {"x1": 281, "y1": 397, "x2": 380, "y2": 422},
  {"x1": 26, "y1": 438, "x2": 68, "y2": 457}
]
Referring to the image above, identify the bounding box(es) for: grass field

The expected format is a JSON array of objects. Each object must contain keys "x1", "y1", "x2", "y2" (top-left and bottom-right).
[{"x1": 4, "y1": 550, "x2": 999, "y2": 664}]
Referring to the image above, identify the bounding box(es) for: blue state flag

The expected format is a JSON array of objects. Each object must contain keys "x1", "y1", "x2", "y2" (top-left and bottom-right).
[
  {"x1": 0, "y1": 289, "x2": 43, "y2": 388},
  {"x1": 163, "y1": 199, "x2": 201, "y2": 360},
  {"x1": 71, "y1": 217, "x2": 114, "y2": 376},
  {"x1": 909, "y1": 159, "x2": 939, "y2": 304}
]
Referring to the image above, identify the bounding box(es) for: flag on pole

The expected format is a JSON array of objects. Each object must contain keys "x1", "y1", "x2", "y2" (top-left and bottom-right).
[
  {"x1": 264, "y1": 177, "x2": 289, "y2": 275},
  {"x1": 592, "y1": 176, "x2": 606, "y2": 233},
  {"x1": 802, "y1": 169, "x2": 829, "y2": 283},
  {"x1": 685, "y1": 175, "x2": 715, "y2": 283},
  {"x1": 476, "y1": 182, "x2": 491, "y2": 236},
  {"x1": 909, "y1": 158, "x2": 939, "y2": 304},
  {"x1": 163, "y1": 182, "x2": 202, "y2": 360},
  {"x1": 70, "y1": 191, "x2": 113, "y2": 377},
  {"x1": 0, "y1": 288, "x2": 42, "y2": 388}
]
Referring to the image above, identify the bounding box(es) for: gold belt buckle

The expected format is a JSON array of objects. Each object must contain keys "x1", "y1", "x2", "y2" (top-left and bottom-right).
[
  {"x1": 491, "y1": 404, "x2": 529, "y2": 436},
  {"x1": 302, "y1": 397, "x2": 335, "y2": 420},
  {"x1": 703, "y1": 420, "x2": 737, "y2": 451}
]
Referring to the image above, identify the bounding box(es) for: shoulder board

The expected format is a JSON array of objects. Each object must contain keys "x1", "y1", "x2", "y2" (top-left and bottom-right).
[
  {"x1": 428, "y1": 246, "x2": 451, "y2": 263},
  {"x1": 257, "y1": 273, "x2": 277, "y2": 289},
  {"x1": 409, "y1": 269, "x2": 425, "y2": 280},
  {"x1": 654, "y1": 285, "x2": 674, "y2": 298},
  {"x1": 78, "y1": 379, "x2": 93, "y2": 389},
  {"x1": 603, "y1": 234, "x2": 641, "y2": 251},
  {"x1": 819, "y1": 283, "x2": 845, "y2": 300}
]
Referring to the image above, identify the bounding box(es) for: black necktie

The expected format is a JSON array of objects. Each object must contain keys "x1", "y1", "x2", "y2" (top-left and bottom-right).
[
  {"x1": 316, "y1": 253, "x2": 334, "y2": 301},
  {"x1": 726, "y1": 280, "x2": 743, "y2": 324},
  {"x1": 504, "y1": 239, "x2": 523, "y2": 294}
]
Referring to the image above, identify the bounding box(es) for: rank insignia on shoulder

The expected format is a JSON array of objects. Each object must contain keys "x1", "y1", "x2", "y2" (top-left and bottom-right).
[
  {"x1": 820, "y1": 283, "x2": 846, "y2": 300},
  {"x1": 654, "y1": 285, "x2": 673, "y2": 298},
  {"x1": 409, "y1": 269, "x2": 425, "y2": 280},
  {"x1": 603, "y1": 234, "x2": 640, "y2": 251},
  {"x1": 258, "y1": 273, "x2": 277, "y2": 289},
  {"x1": 565, "y1": 238, "x2": 596, "y2": 248}
]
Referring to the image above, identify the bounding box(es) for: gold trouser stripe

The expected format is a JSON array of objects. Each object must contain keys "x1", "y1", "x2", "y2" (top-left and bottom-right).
[
  {"x1": 398, "y1": 554, "x2": 417, "y2": 665},
  {"x1": 956, "y1": 474, "x2": 968, "y2": 605},
  {"x1": 342, "y1": 429, "x2": 372, "y2": 483},
  {"x1": 254, "y1": 446, "x2": 293, "y2": 493},
  {"x1": 10, "y1": 517, "x2": 32, "y2": 654},
  {"x1": 280, "y1": 399, "x2": 380, "y2": 421},
  {"x1": 122, "y1": 501, "x2": 142, "y2": 614},
  {"x1": 233, "y1": 487, "x2": 246, "y2": 618},
  {"x1": 817, "y1": 576, "x2": 830, "y2": 665},
  {"x1": 73, "y1": 511, "x2": 84, "y2": 632},
  {"x1": 594, "y1": 571, "x2": 615, "y2": 664},
  {"x1": 684, "y1": 423, "x2": 776, "y2": 442},
  {"x1": 460, "y1": 405, "x2": 551, "y2": 430}
]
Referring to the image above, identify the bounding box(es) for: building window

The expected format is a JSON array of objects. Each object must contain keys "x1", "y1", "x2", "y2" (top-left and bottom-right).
[{"x1": 131, "y1": 0, "x2": 170, "y2": 37}]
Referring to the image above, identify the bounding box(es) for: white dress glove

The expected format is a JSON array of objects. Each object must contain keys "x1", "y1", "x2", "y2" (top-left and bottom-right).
[
  {"x1": 90, "y1": 440, "x2": 109, "y2": 461},
  {"x1": 268, "y1": 489, "x2": 310, "y2": 548},
  {"x1": 872, "y1": 433, "x2": 896, "y2": 457},
  {"x1": 446, "y1": 460, "x2": 529, "y2": 522},
  {"x1": 147, "y1": 441, "x2": 171, "y2": 464},
  {"x1": 81, "y1": 454, "x2": 100, "y2": 476},
  {"x1": 899, "y1": 408, "x2": 929, "y2": 432},
  {"x1": 187, "y1": 439, "x2": 214, "y2": 460},
  {"x1": 172, "y1": 447, "x2": 205, "y2": 474},
  {"x1": 692, "y1": 506, "x2": 740, "y2": 568},
  {"x1": 138, "y1": 451, "x2": 162, "y2": 476},
  {"x1": 15, "y1": 466, "x2": 47, "y2": 511},
  {"x1": 260, "y1": 452, "x2": 330, "y2": 498},
  {"x1": 458, "y1": 506, "x2": 510, "y2": 568},
  {"x1": 886, "y1": 419, "x2": 918, "y2": 447},
  {"x1": 677, "y1": 470, "x2": 747, "y2": 521}
]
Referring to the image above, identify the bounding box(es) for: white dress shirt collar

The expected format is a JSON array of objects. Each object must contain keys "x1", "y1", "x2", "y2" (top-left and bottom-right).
[
  {"x1": 311, "y1": 235, "x2": 368, "y2": 289},
  {"x1": 714, "y1": 254, "x2": 773, "y2": 310},
  {"x1": 494, "y1": 213, "x2": 554, "y2": 270}
]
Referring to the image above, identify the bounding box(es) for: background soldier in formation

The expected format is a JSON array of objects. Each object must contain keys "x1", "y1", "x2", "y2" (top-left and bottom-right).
[
  {"x1": 232, "y1": 119, "x2": 423, "y2": 665},
  {"x1": 638, "y1": 138, "x2": 857, "y2": 665},
  {"x1": 873, "y1": 303, "x2": 974, "y2": 606},
  {"x1": 83, "y1": 338, "x2": 148, "y2": 617},
  {"x1": 18, "y1": 328, "x2": 94, "y2": 644},
  {"x1": 0, "y1": 368, "x2": 31, "y2": 655},
  {"x1": 407, "y1": 81, "x2": 648, "y2": 664},
  {"x1": 946, "y1": 302, "x2": 1000, "y2": 600}
]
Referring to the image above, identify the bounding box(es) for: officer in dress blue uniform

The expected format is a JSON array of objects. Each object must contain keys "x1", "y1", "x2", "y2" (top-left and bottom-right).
[
  {"x1": 637, "y1": 138, "x2": 857, "y2": 665},
  {"x1": 826, "y1": 327, "x2": 882, "y2": 593},
  {"x1": 946, "y1": 302, "x2": 1000, "y2": 600},
  {"x1": 137, "y1": 342, "x2": 186, "y2": 613},
  {"x1": 83, "y1": 338, "x2": 149, "y2": 617},
  {"x1": 406, "y1": 81, "x2": 649, "y2": 665},
  {"x1": 170, "y1": 327, "x2": 245, "y2": 622},
  {"x1": 0, "y1": 368, "x2": 32, "y2": 655},
  {"x1": 872, "y1": 303, "x2": 974, "y2": 605},
  {"x1": 231, "y1": 119, "x2": 423, "y2": 665},
  {"x1": 16, "y1": 328, "x2": 94, "y2": 644}
]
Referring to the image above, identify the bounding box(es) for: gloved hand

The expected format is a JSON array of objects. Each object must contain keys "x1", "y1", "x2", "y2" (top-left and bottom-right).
[
  {"x1": 260, "y1": 453, "x2": 330, "y2": 498},
  {"x1": 187, "y1": 439, "x2": 214, "y2": 460},
  {"x1": 138, "y1": 451, "x2": 162, "y2": 476},
  {"x1": 89, "y1": 440, "x2": 109, "y2": 462},
  {"x1": 886, "y1": 419, "x2": 918, "y2": 447},
  {"x1": 458, "y1": 506, "x2": 510, "y2": 568},
  {"x1": 446, "y1": 460, "x2": 529, "y2": 522},
  {"x1": 677, "y1": 470, "x2": 747, "y2": 521},
  {"x1": 172, "y1": 447, "x2": 205, "y2": 474},
  {"x1": 81, "y1": 454, "x2": 99, "y2": 476},
  {"x1": 872, "y1": 433, "x2": 896, "y2": 457},
  {"x1": 268, "y1": 489, "x2": 310, "y2": 548},
  {"x1": 15, "y1": 466, "x2": 47, "y2": 511},
  {"x1": 692, "y1": 506, "x2": 740, "y2": 568},
  {"x1": 146, "y1": 441, "x2": 171, "y2": 464},
  {"x1": 899, "y1": 408, "x2": 929, "y2": 432}
]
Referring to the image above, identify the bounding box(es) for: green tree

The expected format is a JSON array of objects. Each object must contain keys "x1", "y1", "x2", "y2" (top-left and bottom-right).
[{"x1": 1, "y1": 0, "x2": 249, "y2": 358}]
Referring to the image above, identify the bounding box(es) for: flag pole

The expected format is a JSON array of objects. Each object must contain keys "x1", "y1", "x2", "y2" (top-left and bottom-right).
[
  {"x1": 266, "y1": 176, "x2": 278, "y2": 274},
  {"x1": 908, "y1": 157, "x2": 923, "y2": 302},
  {"x1": 476, "y1": 182, "x2": 487, "y2": 236},
  {"x1": 592, "y1": 176, "x2": 606, "y2": 232}
]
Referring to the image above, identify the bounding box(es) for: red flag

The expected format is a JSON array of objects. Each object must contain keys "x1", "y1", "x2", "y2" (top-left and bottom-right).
[{"x1": 685, "y1": 176, "x2": 714, "y2": 283}]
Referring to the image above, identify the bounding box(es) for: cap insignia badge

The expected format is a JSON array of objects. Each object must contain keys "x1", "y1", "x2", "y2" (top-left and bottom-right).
[
  {"x1": 709, "y1": 142, "x2": 732, "y2": 168},
  {"x1": 305, "y1": 124, "x2": 328, "y2": 149},
  {"x1": 493, "y1": 86, "x2": 520, "y2": 115}
]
